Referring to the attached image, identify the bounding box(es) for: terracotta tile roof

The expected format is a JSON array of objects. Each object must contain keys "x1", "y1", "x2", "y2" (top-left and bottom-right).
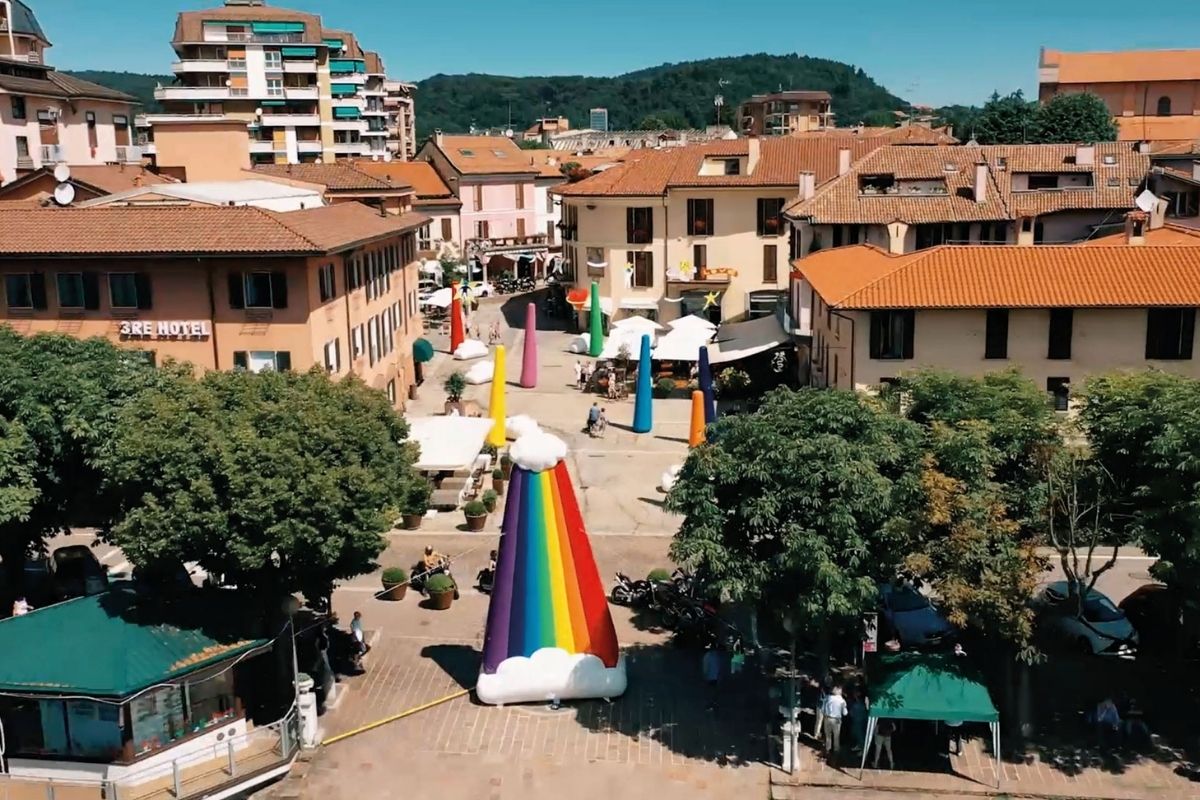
[
  {"x1": 363, "y1": 51, "x2": 384, "y2": 75},
  {"x1": 0, "y1": 69, "x2": 134, "y2": 103},
  {"x1": 347, "y1": 161, "x2": 460, "y2": 205},
  {"x1": 787, "y1": 142, "x2": 1147, "y2": 223},
  {"x1": 1147, "y1": 140, "x2": 1200, "y2": 156},
  {"x1": 792, "y1": 126, "x2": 958, "y2": 145},
  {"x1": 0, "y1": 203, "x2": 426, "y2": 256},
  {"x1": 1115, "y1": 116, "x2": 1200, "y2": 142},
  {"x1": 428, "y1": 136, "x2": 539, "y2": 176},
  {"x1": 556, "y1": 137, "x2": 885, "y2": 197},
  {"x1": 522, "y1": 148, "x2": 628, "y2": 179},
  {"x1": 796, "y1": 243, "x2": 1200, "y2": 309},
  {"x1": 174, "y1": 6, "x2": 324, "y2": 45},
  {"x1": 252, "y1": 163, "x2": 406, "y2": 192},
  {"x1": 1079, "y1": 222, "x2": 1200, "y2": 247},
  {"x1": 66, "y1": 165, "x2": 176, "y2": 195},
  {"x1": 1042, "y1": 47, "x2": 1200, "y2": 84}
]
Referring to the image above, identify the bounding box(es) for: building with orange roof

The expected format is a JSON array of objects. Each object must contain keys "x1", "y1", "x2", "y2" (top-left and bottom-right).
[
  {"x1": 0, "y1": 163, "x2": 176, "y2": 205},
  {"x1": 737, "y1": 91, "x2": 833, "y2": 136},
  {"x1": 786, "y1": 141, "x2": 1150, "y2": 257},
  {"x1": 139, "y1": 0, "x2": 408, "y2": 167},
  {"x1": 350, "y1": 159, "x2": 462, "y2": 257},
  {"x1": 1039, "y1": 46, "x2": 1200, "y2": 142},
  {"x1": 790, "y1": 215, "x2": 1199, "y2": 400},
  {"x1": 0, "y1": 202, "x2": 429, "y2": 406}
]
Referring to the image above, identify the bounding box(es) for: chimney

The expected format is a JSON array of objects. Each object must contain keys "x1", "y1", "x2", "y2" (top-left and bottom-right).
[
  {"x1": 434, "y1": 129, "x2": 444, "y2": 148},
  {"x1": 798, "y1": 170, "x2": 815, "y2": 201},
  {"x1": 133, "y1": 174, "x2": 143, "y2": 188},
  {"x1": 747, "y1": 136, "x2": 761, "y2": 173},
  {"x1": 1124, "y1": 211, "x2": 1147, "y2": 245},
  {"x1": 1137, "y1": 140, "x2": 1151, "y2": 155},
  {"x1": 837, "y1": 147, "x2": 852, "y2": 176},
  {"x1": 1075, "y1": 143, "x2": 1095, "y2": 166},
  {"x1": 974, "y1": 161, "x2": 988, "y2": 204}
]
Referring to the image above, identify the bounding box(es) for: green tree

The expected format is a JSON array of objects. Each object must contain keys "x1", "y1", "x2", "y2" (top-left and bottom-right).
[
  {"x1": 101, "y1": 368, "x2": 423, "y2": 603},
  {"x1": 1033, "y1": 92, "x2": 1117, "y2": 144},
  {"x1": 637, "y1": 115, "x2": 668, "y2": 130},
  {"x1": 517, "y1": 139, "x2": 550, "y2": 150},
  {"x1": 0, "y1": 329, "x2": 160, "y2": 593},
  {"x1": 667, "y1": 388, "x2": 924, "y2": 668},
  {"x1": 972, "y1": 90, "x2": 1038, "y2": 144}
]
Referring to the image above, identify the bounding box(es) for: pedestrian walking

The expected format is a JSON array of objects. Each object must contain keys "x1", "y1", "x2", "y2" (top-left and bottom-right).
[
  {"x1": 812, "y1": 676, "x2": 831, "y2": 739},
  {"x1": 849, "y1": 688, "x2": 869, "y2": 752},
  {"x1": 822, "y1": 685, "x2": 848, "y2": 757},
  {"x1": 702, "y1": 644, "x2": 723, "y2": 711},
  {"x1": 350, "y1": 611, "x2": 369, "y2": 655},
  {"x1": 574, "y1": 361, "x2": 583, "y2": 390},
  {"x1": 873, "y1": 718, "x2": 896, "y2": 768}
]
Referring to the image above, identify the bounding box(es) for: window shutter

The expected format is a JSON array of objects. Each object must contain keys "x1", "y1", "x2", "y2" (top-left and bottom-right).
[
  {"x1": 82, "y1": 272, "x2": 100, "y2": 310},
  {"x1": 233, "y1": 351, "x2": 248, "y2": 370},
  {"x1": 869, "y1": 312, "x2": 884, "y2": 359},
  {"x1": 756, "y1": 199, "x2": 764, "y2": 235},
  {"x1": 134, "y1": 273, "x2": 152, "y2": 309},
  {"x1": 270, "y1": 272, "x2": 288, "y2": 308},
  {"x1": 902, "y1": 310, "x2": 915, "y2": 359},
  {"x1": 228, "y1": 272, "x2": 245, "y2": 309},
  {"x1": 1182, "y1": 309, "x2": 1196, "y2": 360},
  {"x1": 275, "y1": 351, "x2": 291, "y2": 371},
  {"x1": 29, "y1": 273, "x2": 47, "y2": 310}
]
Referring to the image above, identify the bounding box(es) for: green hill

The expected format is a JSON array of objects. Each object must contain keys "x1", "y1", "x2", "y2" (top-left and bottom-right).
[
  {"x1": 415, "y1": 53, "x2": 910, "y2": 136},
  {"x1": 63, "y1": 70, "x2": 170, "y2": 113}
]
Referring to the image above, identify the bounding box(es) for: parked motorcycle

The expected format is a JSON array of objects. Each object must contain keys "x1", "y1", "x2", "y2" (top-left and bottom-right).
[
  {"x1": 409, "y1": 556, "x2": 456, "y2": 596},
  {"x1": 609, "y1": 571, "x2": 651, "y2": 607}
]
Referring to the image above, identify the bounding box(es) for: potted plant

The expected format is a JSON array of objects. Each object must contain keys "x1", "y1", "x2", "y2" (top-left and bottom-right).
[
  {"x1": 381, "y1": 567, "x2": 408, "y2": 601},
  {"x1": 425, "y1": 573, "x2": 456, "y2": 610},
  {"x1": 481, "y1": 442, "x2": 498, "y2": 461},
  {"x1": 500, "y1": 453, "x2": 513, "y2": 480},
  {"x1": 443, "y1": 371, "x2": 467, "y2": 415},
  {"x1": 482, "y1": 488, "x2": 499, "y2": 514},
  {"x1": 401, "y1": 482, "x2": 430, "y2": 530},
  {"x1": 492, "y1": 467, "x2": 505, "y2": 492},
  {"x1": 463, "y1": 499, "x2": 488, "y2": 531},
  {"x1": 654, "y1": 377, "x2": 676, "y2": 398}
]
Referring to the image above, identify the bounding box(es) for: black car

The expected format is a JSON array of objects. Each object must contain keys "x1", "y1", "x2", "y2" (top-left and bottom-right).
[{"x1": 50, "y1": 546, "x2": 108, "y2": 600}]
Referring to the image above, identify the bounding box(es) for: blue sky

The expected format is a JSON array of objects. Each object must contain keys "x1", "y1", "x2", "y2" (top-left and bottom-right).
[{"x1": 30, "y1": 0, "x2": 1200, "y2": 107}]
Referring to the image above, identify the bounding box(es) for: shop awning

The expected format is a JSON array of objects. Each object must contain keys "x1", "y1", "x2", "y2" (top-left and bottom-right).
[
  {"x1": 260, "y1": 100, "x2": 287, "y2": 106},
  {"x1": 323, "y1": 38, "x2": 345, "y2": 50},
  {"x1": 406, "y1": 416, "x2": 495, "y2": 472},
  {"x1": 330, "y1": 83, "x2": 358, "y2": 96},
  {"x1": 413, "y1": 338, "x2": 434, "y2": 364},
  {"x1": 707, "y1": 314, "x2": 788, "y2": 364},
  {"x1": 331, "y1": 59, "x2": 366, "y2": 73},
  {"x1": 281, "y1": 46, "x2": 317, "y2": 57},
  {"x1": 333, "y1": 106, "x2": 362, "y2": 119},
  {"x1": 619, "y1": 297, "x2": 659, "y2": 310}
]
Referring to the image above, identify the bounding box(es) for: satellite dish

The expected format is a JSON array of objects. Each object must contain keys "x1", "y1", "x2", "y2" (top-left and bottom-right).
[
  {"x1": 383, "y1": 151, "x2": 393, "y2": 163},
  {"x1": 53, "y1": 163, "x2": 71, "y2": 182},
  {"x1": 504, "y1": 128, "x2": 514, "y2": 138},
  {"x1": 53, "y1": 183, "x2": 76, "y2": 206},
  {"x1": 1136, "y1": 189, "x2": 1158, "y2": 213}
]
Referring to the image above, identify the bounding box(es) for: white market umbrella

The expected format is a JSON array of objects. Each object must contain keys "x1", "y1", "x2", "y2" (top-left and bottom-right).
[
  {"x1": 612, "y1": 315, "x2": 666, "y2": 334},
  {"x1": 668, "y1": 314, "x2": 717, "y2": 333},
  {"x1": 422, "y1": 287, "x2": 453, "y2": 308}
]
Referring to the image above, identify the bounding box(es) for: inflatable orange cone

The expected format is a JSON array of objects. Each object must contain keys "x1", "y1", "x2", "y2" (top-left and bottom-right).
[{"x1": 688, "y1": 390, "x2": 706, "y2": 448}]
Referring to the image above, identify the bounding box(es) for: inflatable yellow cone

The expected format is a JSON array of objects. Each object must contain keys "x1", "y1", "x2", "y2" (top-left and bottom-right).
[
  {"x1": 688, "y1": 390, "x2": 706, "y2": 448},
  {"x1": 488, "y1": 345, "x2": 507, "y2": 447}
]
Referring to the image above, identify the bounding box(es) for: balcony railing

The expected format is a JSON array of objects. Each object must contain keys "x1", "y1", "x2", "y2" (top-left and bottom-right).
[
  {"x1": 114, "y1": 145, "x2": 143, "y2": 163},
  {"x1": 666, "y1": 267, "x2": 734, "y2": 283},
  {"x1": 155, "y1": 86, "x2": 231, "y2": 101},
  {"x1": 40, "y1": 144, "x2": 63, "y2": 164},
  {"x1": 212, "y1": 31, "x2": 307, "y2": 44},
  {"x1": 467, "y1": 234, "x2": 550, "y2": 252},
  {"x1": 260, "y1": 113, "x2": 321, "y2": 126}
]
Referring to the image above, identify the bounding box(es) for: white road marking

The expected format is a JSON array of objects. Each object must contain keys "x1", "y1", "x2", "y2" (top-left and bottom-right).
[{"x1": 97, "y1": 548, "x2": 121, "y2": 565}]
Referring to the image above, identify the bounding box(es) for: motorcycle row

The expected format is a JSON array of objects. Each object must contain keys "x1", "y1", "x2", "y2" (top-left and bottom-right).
[{"x1": 609, "y1": 569, "x2": 743, "y2": 650}]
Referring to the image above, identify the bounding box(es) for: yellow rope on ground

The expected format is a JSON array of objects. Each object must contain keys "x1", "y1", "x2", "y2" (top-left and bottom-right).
[{"x1": 320, "y1": 687, "x2": 473, "y2": 746}]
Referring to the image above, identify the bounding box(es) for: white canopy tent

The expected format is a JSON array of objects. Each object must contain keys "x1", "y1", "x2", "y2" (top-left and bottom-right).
[
  {"x1": 651, "y1": 330, "x2": 715, "y2": 361},
  {"x1": 406, "y1": 416, "x2": 495, "y2": 471},
  {"x1": 611, "y1": 315, "x2": 665, "y2": 334},
  {"x1": 599, "y1": 330, "x2": 648, "y2": 360},
  {"x1": 667, "y1": 314, "x2": 718, "y2": 333},
  {"x1": 422, "y1": 287, "x2": 453, "y2": 309},
  {"x1": 707, "y1": 315, "x2": 788, "y2": 364}
]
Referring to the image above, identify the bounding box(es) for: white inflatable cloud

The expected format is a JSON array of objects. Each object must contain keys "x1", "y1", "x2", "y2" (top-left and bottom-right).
[
  {"x1": 510, "y1": 431, "x2": 568, "y2": 472},
  {"x1": 505, "y1": 414, "x2": 541, "y2": 440},
  {"x1": 453, "y1": 339, "x2": 489, "y2": 360},
  {"x1": 567, "y1": 334, "x2": 589, "y2": 354},
  {"x1": 660, "y1": 464, "x2": 683, "y2": 493},
  {"x1": 476, "y1": 648, "x2": 627, "y2": 705},
  {"x1": 464, "y1": 360, "x2": 494, "y2": 385}
]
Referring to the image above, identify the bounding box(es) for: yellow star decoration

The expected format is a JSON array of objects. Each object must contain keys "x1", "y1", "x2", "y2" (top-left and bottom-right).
[{"x1": 702, "y1": 291, "x2": 721, "y2": 309}]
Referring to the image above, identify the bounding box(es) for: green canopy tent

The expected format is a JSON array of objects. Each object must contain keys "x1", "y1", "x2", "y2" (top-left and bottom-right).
[{"x1": 859, "y1": 653, "x2": 1002, "y2": 788}]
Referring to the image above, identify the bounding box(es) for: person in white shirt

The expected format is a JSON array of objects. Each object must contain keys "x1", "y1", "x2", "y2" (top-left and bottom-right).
[
  {"x1": 822, "y1": 685, "x2": 848, "y2": 756},
  {"x1": 11, "y1": 596, "x2": 31, "y2": 616}
]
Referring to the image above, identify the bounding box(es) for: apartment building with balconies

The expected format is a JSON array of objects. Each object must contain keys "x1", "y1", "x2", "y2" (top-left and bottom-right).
[
  {"x1": 140, "y1": 0, "x2": 411, "y2": 167},
  {"x1": 384, "y1": 79, "x2": 416, "y2": 160},
  {"x1": 0, "y1": 0, "x2": 139, "y2": 185}
]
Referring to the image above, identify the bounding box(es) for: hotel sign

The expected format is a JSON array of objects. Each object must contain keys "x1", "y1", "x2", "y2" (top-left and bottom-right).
[{"x1": 119, "y1": 320, "x2": 212, "y2": 340}]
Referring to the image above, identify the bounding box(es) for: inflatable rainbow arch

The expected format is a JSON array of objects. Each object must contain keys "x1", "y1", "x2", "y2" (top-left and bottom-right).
[{"x1": 477, "y1": 432, "x2": 626, "y2": 705}]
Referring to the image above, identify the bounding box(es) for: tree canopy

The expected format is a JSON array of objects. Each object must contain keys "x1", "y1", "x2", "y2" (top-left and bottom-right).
[
  {"x1": 100, "y1": 368, "x2": 421, "y2": 602},
  {"x1": 1034, "y1": 92, "x2": 1118, "y2": 144},
  {"x1": 938, "y1": 90, "x2": 1117, "y2": 145}
]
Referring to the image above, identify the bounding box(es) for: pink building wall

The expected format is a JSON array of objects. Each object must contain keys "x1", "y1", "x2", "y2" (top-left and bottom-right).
[{"x1": 460, "y1": 177, "x2": 538, "y2": 241}]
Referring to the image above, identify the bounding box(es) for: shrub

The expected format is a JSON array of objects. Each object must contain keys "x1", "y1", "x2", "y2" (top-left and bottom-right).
[
  {"x1": 492, "y1": 468, "x2": 503, "y2": 479},
  {"x1": 500, "y1": 453, "x2": 513, "y2": 467},
  {"x1": 381, "y1": 566, "x2": 408, "y2": 586},
  {"x1": 481, "y1": 442, "x2": 498, "y2": 458},
  {"x1": 654, "y1": 377, "x2": 676, "y2": 398},
  {"x1": 443, "y1": 371, "x2": 467, "y2": 402},
  {"x1": 647, "y1": 568, "x2": 671, "y2": 583},
  {"x1": 482, "y1": 489, "x2": 498, "y2": 512},
  {"x1": 464, "y1": 499, "x2": 487, "y2": 517},
  {"x1": 425, "y1": 573, "x2": 455, "y2": 594},
  {"x1": 402, "y1": 481, "x2": 431, "y2": 516}
]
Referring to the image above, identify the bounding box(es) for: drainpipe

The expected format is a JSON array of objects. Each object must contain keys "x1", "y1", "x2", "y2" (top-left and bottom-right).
[
  {"x1": 661, "y1": 192, "x2": 669, "y2": 315},
  {"x1": 205, "y1": 260, "x2": 220, "y2": 369},
  {"x1": 830, "y1": 309, "x2": 856, "y2": 389}
]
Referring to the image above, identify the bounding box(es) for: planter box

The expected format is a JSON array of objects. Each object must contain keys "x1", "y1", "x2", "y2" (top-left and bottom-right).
[
  {"x1": 492, "y1": 478, "x2": 505, "y2": 493},
  {"x1": 381, "y1": 583, "x2": 408, "y2": 601},
  {"x1": 428, "y1": 589, "x2": 454, "y2": 610},
  {"x1": 465, "y1": 513, "x2": 487, "y2": 532},
  {"x1": 401, "y1": 514, "x2": 423, "y2": 530}
]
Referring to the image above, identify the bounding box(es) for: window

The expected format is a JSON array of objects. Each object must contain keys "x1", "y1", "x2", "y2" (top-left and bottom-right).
[
  {"x1": 515, "y1": 185, "x2": 524, "y2": 209},
  {"x1": 1048, "y1": 308, "x2": 1073, "y2": 359},
  {"x1": 387, "y1": 379, "x2": 397, "y2": 405},
  {"x1": 984, "y1": 309, "x2": 1009, "y2": 359},
  {"x1": 233, "y1": 351, "x2": 291, "y2": 372},
  {"x1": 15, "y1": 136, "x2": 29, "y2": 159},
  {"x1": 231, "y1": 271, "x2": 287, "y2": 309},
  {"x1": 1027, "y1": 174, "x2": 1058, "y2": 190},
  {"x1": 323, "y1": 338, "x2": 342, "y2": 373},
  {"x1": 1157, "y1": 96, "x2": 1172, "y2": 116},
  {"x1": 979, "y1": 221, "x2": 1007, "y2": 244},
  {"x1": 264, "y1": 50, "x2": 282, "y2": 70},
  {"x1": 693, "y1": 244, "x2": 707, "y2": 270},
  {"x1": 1021, "y1": 217, "x2": 1034, "y2": 233},
  {"x1": 56, "y1": 273, "x2": 99, "y2": 310},
  {"x1": 114, "y1": 114, "x2": 129, "y2": 127},
  {"x1": 473, "y1": 184, "x2": 484, "y2": 211},
  {"x1": 440, "y1": 218, "x2": 453, "y2": 242},
  {"x1": 1146, "y1": 308, "x2": 1196, "y2": 360},
  {"x1": 266, "y1": 78, "x2": 284, "y2": 97},
  {"x1": 352, "y1": 325, "x2": 364, "y2": 359},
  {"x1": 627, "y1": 251, "x2": 653, "y2": 288},
  {"x1": 417, "y1": 223, "x2": 431, "y2": 251},
  {"x1": 762, "y1": 244, "x2": 777, "y2": 283},
  {"x1": 368, "y1": 318, "x2": 378, "y2": 365},
  {"x1": 723, "y1": 159, "x2": 740, "y2": 176},
  {"x1": 869, "y1": 310, "x2": 915, "y2": 360},
  {"x1": 317, "y1": 263, "x2": 336, "y2": 302},
  {"x1": 108, "y1": 273, "x2": 151, "y2": 309},
  {"x1": 474, "y1": 220, "x2": 490, "y2": 240},
  {"x1": 1047, "y1": 377, "x2": 1070, "y2": 412},
  {"x1": 687, "y1": 198, "x2": 714, "y2": 236},
  {"x1": 915, "y1": 224, "x2": 946, "y2": 250},
  {"x1": 516, "y1": 218, "x2": 526, "y2": 238},
  {"x1": 344, "y1": 256, "x2": 362, "y2": 291},
  {"x1": 626, "y1": 207, "x2": 653, "y2": 244},
  {"x1": 11, "y1": 95, "x2": 25, "y2": 120},
  {"x1": 5, "y1": 273, "x2": 45, "y2": 310},
  {"x1": 756, "y1": 198, "x2": 785, "y2": 236}
]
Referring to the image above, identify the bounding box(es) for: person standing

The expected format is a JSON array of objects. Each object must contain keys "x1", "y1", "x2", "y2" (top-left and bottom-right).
[
  {"x1": 702, "y1": 644, "x2": 723, "y2": 711},
  {"x1": 822, "y1": 685, "x2": 848, "y2": 758},
  {"x1": 350, "y1": 611, "x2": 368, "y2": 654},
  {"x1": 873, "y1": 718, "x2": 896, "y2": 769},
  {"x1": 574, "y1": 361, "x2": 583, "y2": 390},
  {"x1": 812, "y1": 676, "x2": 831, "y2": 739},
  {"x1": 946, "y1": 718, "x2": 964, "y2": 756},
  {"x1": 849, "y1": 688, "x2": 869, "y2": 752},
  {"x1": 586, "y1": 402, "x2": 601, "y2": 435}
]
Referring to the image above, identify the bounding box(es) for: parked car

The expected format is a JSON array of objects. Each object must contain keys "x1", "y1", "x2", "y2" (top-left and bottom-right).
[
  {"x1": 878, "y1": 583, "x2": 955, "y2": 647},
  {"x1": 132, "y1": 560, "x2": 195, "y2": 591},
  {"x1": 1119, "y1": 583, "x2": 1198, "y2": 656},
  {"x1": 50, "y1": 545, "x2": 108, "y2": 600},
  {"x1": 1034, "y1": 581, "x2": 1138, "y2": 656}
]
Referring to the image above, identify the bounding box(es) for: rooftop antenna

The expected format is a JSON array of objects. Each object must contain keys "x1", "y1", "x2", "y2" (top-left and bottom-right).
[{"x1": 714, "y1": 94, "x2": 725, "y2": 126}]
